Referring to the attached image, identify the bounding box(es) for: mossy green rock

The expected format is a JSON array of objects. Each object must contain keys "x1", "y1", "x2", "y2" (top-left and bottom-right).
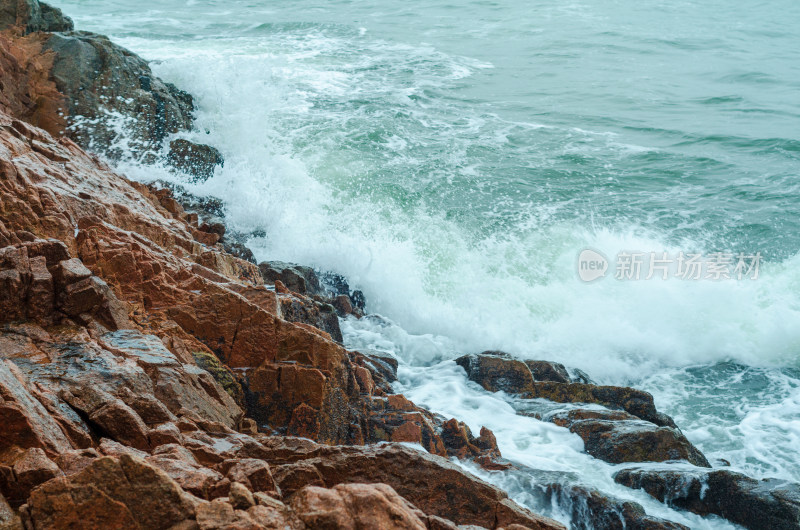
[{"x1": 192, "y1": 351, "x2": 245, "y2": 408}]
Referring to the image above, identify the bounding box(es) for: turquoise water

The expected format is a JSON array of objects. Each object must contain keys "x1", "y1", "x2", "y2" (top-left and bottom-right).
[{"x1": 52, "y1": 0, "x2": 800, "y2": 526}]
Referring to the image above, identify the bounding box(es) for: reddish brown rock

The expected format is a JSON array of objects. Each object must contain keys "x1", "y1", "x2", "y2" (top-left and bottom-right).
[
  {"x1": 146, "y1": 454, "x2": 222, "y2": 499},
  {"x1": 550, "y1": 409, "x2": 709, "y2": 467},
  {"x1": 457, "y1": 353, "x2": 676, "y2": 427},
  {"x1": 221, "y1": 458, "x2": 279, "y2": 496},
  {"x1": 52, "y1": 448, "x2": 98, "y2": 476},
  {"x1": 149, "y1": 423, "x2": 183, "y2": 447},
  {"x1": 229, "y1": 481, "x2": 255, "y2": 510},
  {"x1": 0, "y1": 360, "x2": 72, "y2": 457},
  {"x1": 262, "y1": 440, "x2": 563, "y2": 529},
  {"x1": 26, "y1": 454, "x2": 196, "y2": 529},
  {"x1": 0, "y1": 448, "x2": 62, "y2": 508},
  {"x1": 290, "y1": 483, "x2": 428, "y2": 530},
  {"x1": 89, "y1": 401, "x2": 151, "y2": 452},
  {"x1": 0, "y1": 36, "x2": 566, "y2": 529}
]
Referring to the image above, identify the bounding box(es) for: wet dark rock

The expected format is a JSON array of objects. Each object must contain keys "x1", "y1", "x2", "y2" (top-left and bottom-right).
[
  {"x1": 167, "y1": 184, "x2": 226, "y2": 218},
  {"x1": 259, "y1": 261, "x2": 321, "y2": 296},
  {"x1": 318, "y1": 270, "x2": 349, "y2": 298},
  {"x1": 457, "y1": 353, "x2": 676, "y2": 427},
  {"x1": 218, "y1": 237, "x2": 256, "y2": 265},
  {"x1": 525, "y1": 360, "x2": 571, "y2": 383},
  {"x1": 42, "y1": 30, "x2": 194, "y2": 156},
  {"x1": 350, "y1": 349, "x2": 398, "y2": 394},
  {"x1": 0, "y1": 0, "x2": 73, "y2": 34},
  {"x1": 525, "y1": 381, "x2": 677, "y2": 428},
  {"x1": 278, "y1": 295, "x2": 342, "y2": 343},
  {"x1": 167, "y1": 139, "x2": 224, "y2": 182},
  {"x1": 351, "y1": 289, "x2": 366, "y2": 310},
  {"x1": 36, "y1": 2, "x2": 71, "y2": 32},
  {"x1": 614, "y1": 467, "x2": 800, "y2": 530},
  {"x1": 544, "y1": 483, "x2": 688, "y2": 530},
  {"x1": 455, "y1": 352, "x2": 536, "y2": 394},
  {"x1": 198, "y1": 220, "x2": 226, "y2": 237},
  {"x1": 551, "y1": 409, "x2": 709, "y2": 467}
]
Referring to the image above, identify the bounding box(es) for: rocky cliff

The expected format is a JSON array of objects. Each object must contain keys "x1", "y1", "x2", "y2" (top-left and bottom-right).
[{"x1": 1, "y1": 2, "x2": 798, "y2": 530}]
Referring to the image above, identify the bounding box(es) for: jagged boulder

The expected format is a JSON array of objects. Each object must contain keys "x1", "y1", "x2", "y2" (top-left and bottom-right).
[
  {"x1": 456, "y1": 352, "x2": 675, "y2": 427},
  {"x1": 262, "y1": 439, "x2": 564, "y2": 529},
  {"x1": 25, "y1": 454, "x2": 196, "y2": 529},
  {"x1": 456, "y1": 352, "x2": 536, "y2": 394},
  {"x1": 41, "y1": 31, "x2": 193, "y2": 155},
  {"x1": 167, "y1": 139, "x2": 224, "y2": 182},
  {"x1": 290, "y1": 483, "x2": 428, "y2": 530},
  {"x1": 0, "y1": 0, "x2": 72, "y2": 34},
  {"x1": 551, "y1": 409, "x2": 709, "y2": 467},
  {"x1": 259, "y1": 261, "x2": 323, "y2": 296},
  {"x1": 614, "y1": 467, "x2": 800, "y2": 530},
  {"x1": 278, "y1": 293, "x2": 343, "y2": 343}
]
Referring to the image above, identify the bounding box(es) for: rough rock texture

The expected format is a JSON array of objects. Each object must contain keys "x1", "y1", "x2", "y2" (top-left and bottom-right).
[
  {"x1": 0, "y1": 0, "x2": 222, "y2": 169},
  {"x1": 167, "y1": 139, "x2": 224, "y2": 182},
  {"x1": 42, "y1": 30, "x2": 194, "y2": 156},
  {"x1": 290, "y1": 483, "x2": 429, "y2": 530},
  {"x1": 614, "y1": 467, "x2": 800, "y2": 530},
  {"x1": 0, "y1": 1, "x2": 73, "y2": 35},
  {"x1": 26, "y1": 454, "x2": 196, "y2": 529},
  {"x1": 0, "y1": 102, "x2": 551, "y2": 528},
  {"x1": 456, "y1": 353, "x2": 675, "y2": 428},
  {"x1": 457, "y1": 353, "x2": 710, "y2": 469},
  {"x1": 3, "y1": 4, "x2": 791, "y2": 528},
  {"x1": 260, "y1": 439, "x2": 561, "y2": 529},
  {"x1": 259, "y1": 261, "x2": 323, "y2": 297},
  {"x1": 543, "y1": 483, "x2": 688, "y2": 530},
  {"x1": 550, "y1": 409, "x2": 709, "y2": 467}
]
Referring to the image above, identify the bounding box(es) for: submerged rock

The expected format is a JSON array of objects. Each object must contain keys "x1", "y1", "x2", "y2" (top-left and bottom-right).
[
  {"x1": 544, "y1": 482, "x2": 689, "y2": 530},
  {"x1": 614, "y1": 467, "x2": 800, "y2": 530}
]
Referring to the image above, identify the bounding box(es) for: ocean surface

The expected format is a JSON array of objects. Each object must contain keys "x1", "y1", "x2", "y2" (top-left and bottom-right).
[{"x1": 50, "y1": 0, "x2": 800, "y2": 526}]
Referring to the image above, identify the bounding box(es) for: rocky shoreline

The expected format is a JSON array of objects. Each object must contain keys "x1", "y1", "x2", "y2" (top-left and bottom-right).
[{"x1": 1, "y1": 2, "x2": 799, "y2": 528}]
